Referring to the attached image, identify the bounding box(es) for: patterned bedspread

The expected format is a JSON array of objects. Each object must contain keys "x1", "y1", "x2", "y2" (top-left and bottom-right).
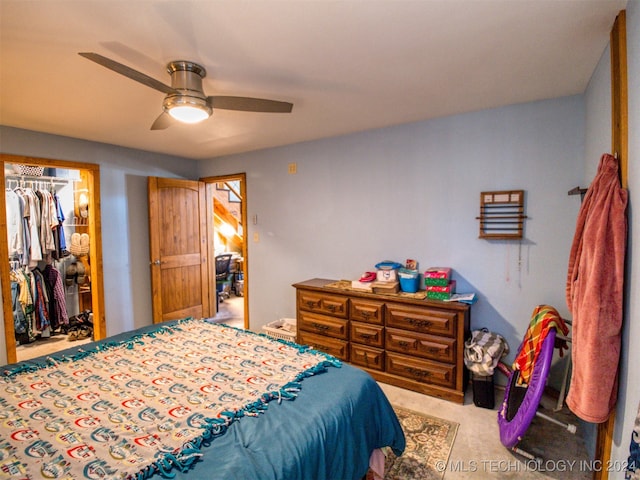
[{"x1": 0, "y1": 318, "x2": 341, "y2": 479}]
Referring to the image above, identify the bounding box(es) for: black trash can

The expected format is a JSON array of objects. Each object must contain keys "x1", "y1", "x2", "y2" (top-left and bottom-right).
[{"x1": 472, "y1": 373, "x2": 495, "y2": 409}]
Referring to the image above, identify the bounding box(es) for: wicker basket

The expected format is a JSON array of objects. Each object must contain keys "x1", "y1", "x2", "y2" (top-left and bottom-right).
[{"x1": 262, "y1": 318, "x2": 297, "y2": 342}]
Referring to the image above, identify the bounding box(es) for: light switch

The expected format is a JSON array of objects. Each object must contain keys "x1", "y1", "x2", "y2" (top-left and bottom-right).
[
  {"x1": 253, "y1": 232, "x2": 259, "y2": 242},
  {"x1": 288, "y1": 163, "x2": 297, "y2": 174}
]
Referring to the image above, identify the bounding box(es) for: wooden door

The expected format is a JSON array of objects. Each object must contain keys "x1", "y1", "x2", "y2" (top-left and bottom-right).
[{"x1": 148, "y1": 177, "x2": 210, "y2": 323}]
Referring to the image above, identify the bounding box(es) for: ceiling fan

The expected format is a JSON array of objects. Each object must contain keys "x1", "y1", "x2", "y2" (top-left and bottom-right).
[{"x1": 78, "y1": 52, "x2": 293, "y2": 130}]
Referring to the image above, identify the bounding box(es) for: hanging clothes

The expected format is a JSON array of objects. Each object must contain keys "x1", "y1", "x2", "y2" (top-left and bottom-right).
[
  {"x1": 43, "y1": 264, "x2": 69, "y2": 329},
  {"x1": 37, "y1": 189, "x2": 56, "y2": 254},
  {"x1": 5, "y1": 188, "x2": 24, "y2": 258},
  {"x1": 12, "y1": 188, "x2": 31, "y2": 266},
  {"x1": 6, "y1": 175, "x2": 73, "y2": 346},
  {"x1": 52, "y1": 192, "x2": 67, "y2": 259},
  {"x1": 10, "y1": 270, "x2": 28, "y2": 337},
  {"x1": 565, "y1": 153, "x2": 628, "y2": 423},
  {"x1": 22, "y1": 188, "x2": 43, "y2": 267},
  {"x1": 31, "y1": 268, "x2": 51, "y2": 334},
  {"x1": 15, "y1": 269, "x2": 36, "y2": 343}
]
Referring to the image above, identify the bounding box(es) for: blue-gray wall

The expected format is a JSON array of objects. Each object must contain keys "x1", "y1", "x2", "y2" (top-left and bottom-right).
[{"x1": 199, "y1": 96, "x2": 584, "y2": 367}]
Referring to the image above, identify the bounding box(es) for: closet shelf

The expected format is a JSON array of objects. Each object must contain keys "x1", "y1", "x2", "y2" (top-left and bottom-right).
[{"x1": 5, "y1": 174, "x2": 72, "y2": 186}]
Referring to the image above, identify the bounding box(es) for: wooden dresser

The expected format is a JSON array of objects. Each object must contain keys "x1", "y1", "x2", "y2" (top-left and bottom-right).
[{"x1": 293, "y1": 278, "x2": 470, "y2": 404}]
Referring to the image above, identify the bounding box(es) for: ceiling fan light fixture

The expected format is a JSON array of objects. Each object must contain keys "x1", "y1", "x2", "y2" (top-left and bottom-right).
[
  {"x1": 78, "y1": 53, "x2": 293, "y2": 131},
  {"x1": 163, "y1": 95, "x2": 212, "y2": 124}
]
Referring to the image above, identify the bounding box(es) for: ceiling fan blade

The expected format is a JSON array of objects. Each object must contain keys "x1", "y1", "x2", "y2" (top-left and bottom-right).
[
  {"x1": 150, "y1": 112, "x2": 174, "y2": 130},
  {"x1": 79, "y1": 52, "x2": 176, "y2": 95},
  {"x1": 207, "y1": 96, "x2": 293, "y2": 113}
]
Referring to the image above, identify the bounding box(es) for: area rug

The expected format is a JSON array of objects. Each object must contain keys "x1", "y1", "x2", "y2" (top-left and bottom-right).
[{"x1": 370, "y1": 406, "x2": 459, "y2": 480}]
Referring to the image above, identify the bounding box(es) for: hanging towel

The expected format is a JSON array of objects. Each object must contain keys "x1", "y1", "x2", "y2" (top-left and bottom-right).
[
  {"x1": 512, "y1": 305, "x2": 568, "y2": 386},
  {"x1": 566, "y1": 153, "x2": 628, "y2": 423}
]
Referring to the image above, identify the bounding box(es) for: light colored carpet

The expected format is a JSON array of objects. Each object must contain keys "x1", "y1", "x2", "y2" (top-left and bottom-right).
[{"x1": 16, "y1": 334, "x2": 93, "y2": 362}]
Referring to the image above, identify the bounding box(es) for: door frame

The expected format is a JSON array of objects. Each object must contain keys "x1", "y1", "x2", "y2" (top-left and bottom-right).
[
  {"x1": 0, "y1": 154, "x2": 106, "y2": 363},
  {"x1": 593, "y1": 9, "x2": 627, "y2": 480},
  {"x1": 201, "y1": 173, "x2": 248, "y2": 329}
]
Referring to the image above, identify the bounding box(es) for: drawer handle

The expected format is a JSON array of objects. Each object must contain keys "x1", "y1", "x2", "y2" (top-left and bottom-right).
[
  {"x1": 405, "y1": 367, "x2": 431, "y2": 378},
  {"x1": 398, "y1": 340, "x2": 410, "y2": 349},
  {"x1": 311, "y1": 323, "x2": 330, "y2": 331},
  {"x1": 406, "y1": 318, "x2": 431, "y2": 328},
  {"x1": 361, "y1": 310, "x2": 372, "y2": 318},
  {"x1": 305, "y1": 300, "x2": 317, "y2": 308},
  {"x1": 326, "y1": 304, "x2": 337, "y2": 312},
  {"x1": 359, "y1": 333, "x2": 373, "y2": 341}
]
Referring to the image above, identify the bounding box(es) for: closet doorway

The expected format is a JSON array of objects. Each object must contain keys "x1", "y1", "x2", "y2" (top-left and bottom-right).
[
  {"x1": 0, "y1": 154, "x2": 105, "y2": 364},
  {"x1": 203, "y1": 174, "x2": 247, "y2": 330}
]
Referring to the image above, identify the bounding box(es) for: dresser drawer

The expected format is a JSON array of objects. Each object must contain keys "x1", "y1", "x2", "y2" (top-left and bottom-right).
[
  {"x1": 298, "y1": 331, "x2": 349, "y2": 361},
  {"x1": 297, "y1": 290, "x2": 349, "y2": 318},
  {"x1": 386, "y1": 328, "x2": 456, "y2": 363},
  {"x1": 350, "y1": 299, "x2": 384, "y2": 325},
  {"x1": 385, "y1": 304, "x2": 456, "y2": 337},
  {"x1": 350, "y1": 344, "x2": 384, "y2": 371},
  {"x1": 386, "y1": 352, "x2": 456, "y2": 388},
  {"x1": 298, "y1": 311, "x2": 348, "y2": 340},
  {"x1": 350, "y1": 321, "x2": 384, "y2": 348}
]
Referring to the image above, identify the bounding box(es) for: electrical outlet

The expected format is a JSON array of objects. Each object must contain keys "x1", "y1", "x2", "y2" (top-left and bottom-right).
[{"x1": 288, "y1": 163, "x2": 297, "y2": 174}]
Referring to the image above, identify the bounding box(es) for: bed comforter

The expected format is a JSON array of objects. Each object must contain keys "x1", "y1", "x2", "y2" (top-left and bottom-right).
[{"x1": 0, "y1": 318, "x2": 404, "y2": 479}]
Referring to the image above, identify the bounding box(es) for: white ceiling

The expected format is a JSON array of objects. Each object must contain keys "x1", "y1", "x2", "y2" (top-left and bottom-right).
[{"x1": 0, "y1": 1, "x2": 627, "y2": 160}]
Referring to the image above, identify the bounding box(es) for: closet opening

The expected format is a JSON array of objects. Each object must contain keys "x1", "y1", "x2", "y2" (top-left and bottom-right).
[{"x1": 1, "y1": 155, "x2": 105, "y2": 364}]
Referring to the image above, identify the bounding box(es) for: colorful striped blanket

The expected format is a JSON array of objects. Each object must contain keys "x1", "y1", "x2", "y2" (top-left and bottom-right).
[
  {"x1": 0, "y1": 318, "x2": 340, "y2": 479},
  {"x1": 512, "y1": 305, "x2": 568, "y2": 386}
]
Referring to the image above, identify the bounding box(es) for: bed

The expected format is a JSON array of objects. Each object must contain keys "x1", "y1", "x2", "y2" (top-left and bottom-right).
[{"x1": 0, "y1": 318, "x2": 405, "y2": 479}]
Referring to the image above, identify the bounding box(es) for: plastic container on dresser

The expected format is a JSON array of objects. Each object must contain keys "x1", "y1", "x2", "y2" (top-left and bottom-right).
[{"x1": 293, "y1": 278, "x2": 471, "y2": 404}]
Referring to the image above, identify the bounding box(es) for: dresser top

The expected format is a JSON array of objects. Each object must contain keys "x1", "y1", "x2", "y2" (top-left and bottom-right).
[{"x1": 293, "y1": 278, "x2": 470, "y2": 312}]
